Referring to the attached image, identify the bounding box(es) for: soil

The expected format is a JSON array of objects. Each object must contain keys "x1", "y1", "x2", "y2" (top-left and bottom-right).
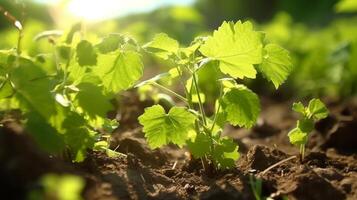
[{"x1": 1, "y1": 93, "x2": 357, "y2": 200}]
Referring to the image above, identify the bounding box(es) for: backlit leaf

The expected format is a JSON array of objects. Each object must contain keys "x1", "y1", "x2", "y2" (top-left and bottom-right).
[
  {"x1": 307, "y1": 98, "x2": 329, "y2": 120},
  {"x1": 221, "y1": 85, "x2": 260, "y2": 128},
  {"x1": 200, "y1": 21, "x2": 263, "y2": 79},
  {"x1": 288, "y1": 128, "x2": 307, "y2": 146},
  {"x1": 187, "y1": 132, "x2": 211, "y2": 158},
  {"x1": 258, "y1": 44, "x2": 293, "y2": 89},
  {"x1": 76, "y1": 40, "x2": 97, "y2": 66},
  {"x1": 144, "y1": 33, "x2": 179, "y2": 59},
  {"x1": 212, "y1": 137, "x2": 240, "y2": 169},
  {"x1": 95, "y1": 51, "x2": 143, "y2": 93},
  {"x1": 138, "y1": 105, "x2": 196, "y2": 149}
]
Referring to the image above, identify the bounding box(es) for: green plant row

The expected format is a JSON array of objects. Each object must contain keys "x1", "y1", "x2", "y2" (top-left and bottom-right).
[{"x1": 1, "y1": 19, "x2": 297, "y2": 168}]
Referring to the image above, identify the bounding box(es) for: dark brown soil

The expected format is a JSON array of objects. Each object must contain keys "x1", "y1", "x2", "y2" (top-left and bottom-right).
[{"x1": 1, "y1": 96, "x2": 357, "y2": 200}]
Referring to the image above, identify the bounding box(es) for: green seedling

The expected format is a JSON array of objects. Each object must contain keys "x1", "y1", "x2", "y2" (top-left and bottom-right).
[
  {"x1": 137, "y1": 20, "x2": 293, "y2": 170},
  {"x1": 288, "y1": 98, "x2": 329, "y2": 161},
  {"x1": 250, "y1": 175, "x2": 264, "y2": 200},
  {"x1": 0, "y1": 19, "x2": 144, "y2": 162}
]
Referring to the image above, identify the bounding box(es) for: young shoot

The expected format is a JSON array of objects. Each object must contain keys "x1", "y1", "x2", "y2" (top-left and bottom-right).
[
  {"x1": 137, "y1": 21, "x2": 293, "y2": 170},
  {"x1": 288, "y1": 98, "x2": 329, "y2": 161}
]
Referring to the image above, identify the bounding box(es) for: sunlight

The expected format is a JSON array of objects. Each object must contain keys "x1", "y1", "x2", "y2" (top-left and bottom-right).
[
  {"x1": 67, "y1": 0, "x2": 124, "y2": 21},
  {"x1": 65, "y1": 0, "x2": 194, "y2": 21}
]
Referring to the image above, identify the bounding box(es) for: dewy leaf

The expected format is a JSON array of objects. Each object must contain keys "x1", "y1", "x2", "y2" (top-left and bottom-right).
[
  {"x1": 76, "y1": 40, "x2": 97, "y2": 66},
  {"x1": 212, "y1": 137, "x2": 240, "y2": 169},
  {"x1": 292, "y1": 102, "x2": 305, "y2": 115},
  {"x1": 95, "y1": 51, "x2": 143, "y2": 93},
  {"x1": 138, "y1": 105, "x2": 196, "y2": 149},
  {"x1": 257, "y1": 44, "x2": 293, "y2": 89},
  {"x1": 221, "y1": 86, "x2": 260, "y2": 128},
  {"x1": 307, "y1": 98, "x2": 329, "y2": 120},
  {"x1": 144, "y1": 33, "x2": 179, "y2": 59},
  {"x1": 288, "y1": 128, "x2": 308, "y2": 146},
  {"x1": 200, "y1": 21, "x2": 263, "y2": 79}
]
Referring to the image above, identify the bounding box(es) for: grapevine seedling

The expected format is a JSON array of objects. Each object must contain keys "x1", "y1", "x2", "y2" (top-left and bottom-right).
[
  {"x1": 0, "y1": 17, "x2": 144, "y2": 162},
  {"x1": 137, "y1": 21, "x2": 293, "y2": 170},
  {"x1": 288, "y1": 98, "x2": 329, "y2": 161}
]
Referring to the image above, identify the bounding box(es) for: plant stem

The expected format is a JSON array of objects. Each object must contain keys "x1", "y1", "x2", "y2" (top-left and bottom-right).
[
  {"x1": 191, "y1": 72, "x2": 207, "y2": 126},
  {"x1": 152, "y1": 82, "x2": 189, "y2": 105},
  {"x1": 210, "y1": 84, "x2": 223, "y2": 133},
  {"x1": 176, "y1": 66, "x2": 192, "y2": 109},
  {"x1": 17, "y1": 29, "x2": 23, "y2": 56},
  {"x1": 52, "y1": 43, "x2": 61, "y2": 76},
  {"x1": 300, "y1": 144, "x2": 305, "y2": 162}
]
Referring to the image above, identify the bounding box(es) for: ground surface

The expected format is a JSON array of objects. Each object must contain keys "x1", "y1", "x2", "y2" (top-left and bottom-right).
[{"x1": 1, "y1": 94, "x2": 357, "y2": 200}]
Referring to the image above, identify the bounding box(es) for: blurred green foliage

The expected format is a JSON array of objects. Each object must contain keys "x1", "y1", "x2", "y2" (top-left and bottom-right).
[
  {"x1": 28, "y1": 174, "x2": 85, "y2": 200},
  {"x1": 1, "y1": 0, "x2": 357, "y2": 100},
  {"x1": 263, "y1": 13, "x2": 357, "y2": 98}
]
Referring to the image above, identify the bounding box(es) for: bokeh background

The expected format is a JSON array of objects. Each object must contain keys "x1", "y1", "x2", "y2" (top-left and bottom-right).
[{"x1": 1, "y1": 0, "x2": 357, "y2": 101}]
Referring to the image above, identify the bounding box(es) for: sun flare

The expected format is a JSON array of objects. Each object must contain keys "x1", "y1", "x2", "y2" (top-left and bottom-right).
[{"x1": 67, "y1": 0, "x2": 123, "y2": 21}]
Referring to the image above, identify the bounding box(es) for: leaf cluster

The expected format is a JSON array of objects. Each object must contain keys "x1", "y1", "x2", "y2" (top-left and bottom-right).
[
  {"x1": 288, "y1": 98, "x2": 329, "y2": 146},
  {"x1": 0, "y1": 26, "x2": 142, "y2": 161},
  {"x1": 138, "y1": 20, "x2": 293, "y2": 169}
]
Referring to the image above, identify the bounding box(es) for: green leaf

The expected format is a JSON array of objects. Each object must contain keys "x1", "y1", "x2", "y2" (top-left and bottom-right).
[
  {"x1": 57, "y1": 45, "x2": 71, "y2": 60},
  {"x1": 200, "y1": 21, "x2": 263, "y2": 79},
  {"x1": 67, "y1": 61, "x2": 86, "y2": 85},
  {"x1": 297, "y1": 118, "x2": 314, "y2": 133},
  {"x1": 9, "y1": 57, "x2": 68, "y2": 153},
  {"x1": 62, "y1": 113, "x2": 96, "y2": 162},
  {"x1": 307, "y1": 98, "x2": 329, "y2": 120},
  {"x1": 76, "y1": 40, "x2": 97, "y2": 66},
  {"x1": 0, "y1": 80, "x2": 14, "y2": 99},
  {"x1": 257, "y1": 44, "x2": 293, "y2": 89},
  {"x1": 102, "y1": 119, "x2": 119, "y2": 133},
  {"x1": 96, "y1": 34, "x2": 124, "y2": 53},
  {"x1": 288, "y1": 128, "x2": 308, "y2": 146},
  {"x1": 26, "y1": 112, "x2": 65, "y2": 153},
  {"x1": 95, "y1": 51, "x2": 143, "y2": 93},
  {"x1": 74, "y1": 83, "x2": 113, "y2": 121},
  {"x1": 94, "y1": 141, "x2": 109, "y2": 151},
  {"x1": 40, "y1": 174, "x2": 84, "y2": 200},
  {"x1": 144, "y1": 33, "x2": 179, "y2": 59},
  {"x1": 138, "y1": 105, "x2": 196, "y2": 149},
  {"x1": 212, "y1": 137, "x2": 239, "y2": 169},
  {"x1": 180, "y1": 42, "x2": 201, "y2": 57},
  {"x1": 292, "y1": 102, "x2": 305, "y2": 115},
  {"x1": 187, "y1": 132, "x2": 211, "y2": 158},
  {"x1": 11, "y1": 57, "x2": 57, "y2": 120},
  {"x1": 186, "y1": 77, "x2": 206, "y2": 103},
  {"x1": 0, "y1": 50, "x2": 15, "y2": 71},
  {"x1": 335, "y1": 0, "x2": 357, "y2": 13},
  {"x1": 221, "y1": 86, "x2": 260, "y2": 128},
  {"x1": 65, "y1": 22, "x2": 81, "y2": 44}
]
